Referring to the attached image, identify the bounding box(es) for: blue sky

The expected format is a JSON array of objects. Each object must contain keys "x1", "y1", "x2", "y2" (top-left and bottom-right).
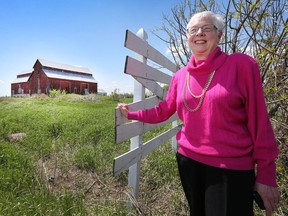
[{"x1": 0, "y1": 0, "x2": 178, "y2": 96}]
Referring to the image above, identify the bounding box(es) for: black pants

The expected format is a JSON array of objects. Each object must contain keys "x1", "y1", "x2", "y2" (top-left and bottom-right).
[{"x1": 176, "y1": 152, "x2": 255, "y2": 216}]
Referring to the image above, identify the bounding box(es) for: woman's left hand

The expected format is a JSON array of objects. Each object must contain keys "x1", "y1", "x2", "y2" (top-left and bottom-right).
[
  {"x1": 117, "y1": 103, "x2": 129, "y2": 118},
  {"x1": 254, "y1": 182, "x2": 281, "y2": 216}
]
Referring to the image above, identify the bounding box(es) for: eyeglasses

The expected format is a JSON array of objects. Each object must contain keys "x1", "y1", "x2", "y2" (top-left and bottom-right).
[{"x1": 187, "y1": 24, "x2": 217, "y2": 35}]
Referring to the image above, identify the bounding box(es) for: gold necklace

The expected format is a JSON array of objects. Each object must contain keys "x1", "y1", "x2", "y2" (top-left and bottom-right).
[{"x1": 183, "y1": 70, "x2": 215, "y2": 112}]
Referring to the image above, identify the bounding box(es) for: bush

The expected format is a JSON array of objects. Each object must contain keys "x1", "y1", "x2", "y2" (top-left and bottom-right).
[{"x1": 49, "y1": 89, "x2": 66, "y2": 98}]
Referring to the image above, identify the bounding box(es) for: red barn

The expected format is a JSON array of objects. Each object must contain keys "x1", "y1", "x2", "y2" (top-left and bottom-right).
[{"x1": 11, "y1": 59, "x2": 97, "y2": 96}]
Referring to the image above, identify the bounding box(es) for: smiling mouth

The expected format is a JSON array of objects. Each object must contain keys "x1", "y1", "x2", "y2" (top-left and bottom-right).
[{"x1": 195, "y1": 40, "x2": 206, "y2": 44}]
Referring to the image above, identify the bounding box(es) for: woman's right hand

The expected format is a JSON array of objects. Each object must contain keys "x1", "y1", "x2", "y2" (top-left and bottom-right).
[{"x1": 117, "y1": 103, "x2": 129, "y2": 118}]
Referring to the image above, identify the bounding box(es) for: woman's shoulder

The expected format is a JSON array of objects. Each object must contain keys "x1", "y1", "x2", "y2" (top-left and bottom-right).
[
  {"x1": 228, "y1": 52, "x2": 257, "y2": 64},
  {"x1": 173, "y1": 66, "x2": 187, "y2": 78},
  {"x1": 226, "y1": 52, "x2": 260, "y2": 78}
]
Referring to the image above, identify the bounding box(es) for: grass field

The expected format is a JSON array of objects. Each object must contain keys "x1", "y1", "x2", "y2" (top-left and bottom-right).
[{"x1": 0, "y1": 94, "x2": 287, "y2": 215}]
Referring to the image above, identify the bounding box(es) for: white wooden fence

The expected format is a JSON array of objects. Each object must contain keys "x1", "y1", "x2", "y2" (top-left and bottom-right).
[{"x1": 113, "y1": 28, "x2": 181, "y2": 199}]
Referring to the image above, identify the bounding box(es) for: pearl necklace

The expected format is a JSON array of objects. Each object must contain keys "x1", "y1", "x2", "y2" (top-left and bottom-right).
[{"x1": 183, "y1": 70, "x2": 215, "y2": 112}]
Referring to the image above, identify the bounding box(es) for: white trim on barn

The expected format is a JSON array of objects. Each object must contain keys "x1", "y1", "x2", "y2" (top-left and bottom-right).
[{"x1": 43, "y1": 69, "x2": 97, "y2": 83}]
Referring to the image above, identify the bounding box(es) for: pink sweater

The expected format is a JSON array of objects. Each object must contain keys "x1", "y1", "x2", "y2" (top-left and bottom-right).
[{"x1": 128, "y1": 47, "x2": 278, "y2": 187}]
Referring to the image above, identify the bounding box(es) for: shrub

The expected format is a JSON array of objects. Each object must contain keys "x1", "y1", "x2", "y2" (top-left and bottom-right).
[{"x1": 49, "y1": 89, "x2": 66, "y2": 98}]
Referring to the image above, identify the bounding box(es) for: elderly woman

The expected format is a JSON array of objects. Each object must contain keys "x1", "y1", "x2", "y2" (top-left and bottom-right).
[{"x1": 118, "y1": 11, "x2": 280, "y2": 216}]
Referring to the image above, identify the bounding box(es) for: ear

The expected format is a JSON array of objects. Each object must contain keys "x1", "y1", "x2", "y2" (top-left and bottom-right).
[{"x1": 218, "y1": 32, "x2": 222, "y2": 41}]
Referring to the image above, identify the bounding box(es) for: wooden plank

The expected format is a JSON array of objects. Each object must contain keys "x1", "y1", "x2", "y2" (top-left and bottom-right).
[
  {"x1": 134, "y1": 77, "x2": 167, "y2": 100},
  {"x1": 124, "y1": 30, "x2": 178, "y2": 73},
  {"x1": 115, "y1": 108, "x2": 128, "y2": 127},
  {"x1": 115, "y1": 113, "x2": 178, "y2": 144},
  {"x1": 115, "y1": 121, "x2": 143, "y2": 144},
  {"x1": 113, "y1": 147, "x2": 141, "y2": 176},
  {"x1": 124, "y1": 29, "x2": 148, "y2": 63},
  {"x1": 113, "y1": 125, "x2": 181, "y2": 176},
  {"x1": 141, "y1": 125, "x2": 181, "y2": 157},
  {"x1": 125, "y1": 56, "x2": 172, "y2": 85},
  {"x1": 115, "y1": 96, "x2": 161, "y2": 126},
  {"x1": 129, "y1": 95, "x2": 160, "y2": 111}
]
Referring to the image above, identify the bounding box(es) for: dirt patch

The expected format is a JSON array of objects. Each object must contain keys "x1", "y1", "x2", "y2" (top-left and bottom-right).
[
  {"x1": 37, "y1": 156, "x2": 129, "y2": 204},
  {"x1": 7, "y1": 133, "x2": 27, "y2": 143}
]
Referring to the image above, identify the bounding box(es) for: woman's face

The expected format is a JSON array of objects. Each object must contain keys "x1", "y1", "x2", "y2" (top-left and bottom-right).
[{"x1": 187, "y1": 17, "x2": 221, "y2": 60}]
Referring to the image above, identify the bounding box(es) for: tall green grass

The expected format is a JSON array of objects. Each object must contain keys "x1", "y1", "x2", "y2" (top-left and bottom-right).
[
  {"x1": 0, "y1": 95, "x2": 131, "y2": 215},
  {"x1": 0, "y1": 95, "x2": 287, "y2": 215}
]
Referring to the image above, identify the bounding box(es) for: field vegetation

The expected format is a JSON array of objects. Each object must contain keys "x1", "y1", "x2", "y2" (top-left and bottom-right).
[{"x1": 0, "y1": 94, "x2": 287, "y2": 215}]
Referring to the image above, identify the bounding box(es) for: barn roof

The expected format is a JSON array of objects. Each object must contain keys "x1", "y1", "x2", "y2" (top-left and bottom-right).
[
  {"x1": 37, "y1": 59, "x2": 91, "y2": 74},
  {"x1": 11, "y1": 76, "x2": 30, "y2": 84},
  {"x1": 43, "y1": 69, "x2": 97, "y2": 83},
  {"x1": 11, "y1": 69, "x2": 33, "y2": 84},
  {"x1": 17, "y1": 69, "x2": 34, "y2": 76}
]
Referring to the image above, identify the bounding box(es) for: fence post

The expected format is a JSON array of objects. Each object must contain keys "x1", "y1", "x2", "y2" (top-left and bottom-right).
[
  {"x1": 172, "y1": 120, "x2": 178, "y2": 151},
  {"x1": 128, "y1": 28, "x2": 147, "y2": 199}
]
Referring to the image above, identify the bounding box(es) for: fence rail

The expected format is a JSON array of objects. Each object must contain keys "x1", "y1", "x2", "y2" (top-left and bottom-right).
[{"x1": 113, "y1": 28, "x2": 180, "y2": 198}]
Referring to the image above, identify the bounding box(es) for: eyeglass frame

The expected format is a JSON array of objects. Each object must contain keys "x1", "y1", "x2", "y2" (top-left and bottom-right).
[{"x1": 187, "y1": 24, "x2": 217, "y2": 35}]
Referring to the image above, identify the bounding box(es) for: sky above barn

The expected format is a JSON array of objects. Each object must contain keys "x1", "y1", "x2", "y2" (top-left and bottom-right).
[{"x1": 0, "y1": 0, "x2": 178, "y2": 96}]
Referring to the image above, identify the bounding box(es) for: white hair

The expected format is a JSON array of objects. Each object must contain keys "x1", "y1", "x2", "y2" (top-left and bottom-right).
[{"x1": 187, "y1": 11, "x2": 225, "y2": 33}]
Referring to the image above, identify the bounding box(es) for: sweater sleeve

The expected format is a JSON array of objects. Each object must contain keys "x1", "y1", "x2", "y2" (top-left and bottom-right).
[
  {"x1": 128, "y1": 76, "x2": 177, "y2": 124},
  {"x1": 240, "y1": 55, "x2": 278, "y2": 187}
]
